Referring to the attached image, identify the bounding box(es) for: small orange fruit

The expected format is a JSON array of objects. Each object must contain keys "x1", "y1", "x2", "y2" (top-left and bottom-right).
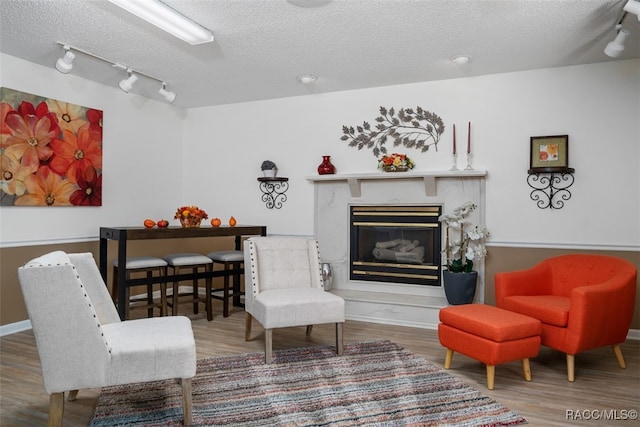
[
  {"x1": 211, "y1": 218, "x2": 222, "y2": 227},
  {"x1": 143, "y1": 219, "x2": 156, "y2": 228},
  {"x1": 229, "y1": 216, "x2": 237, "y2": 227}
]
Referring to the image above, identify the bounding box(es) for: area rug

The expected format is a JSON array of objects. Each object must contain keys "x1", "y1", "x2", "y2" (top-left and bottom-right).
[{"x1": 91, "y1": 340, "x2": 527, "y2": 426}]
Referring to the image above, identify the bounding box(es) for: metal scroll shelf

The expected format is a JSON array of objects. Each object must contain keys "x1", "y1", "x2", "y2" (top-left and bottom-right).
[
  {"x1": 257, "y1": 177, "x2": 289, "y2": 209},
  {"x1": 527, "y1": 167, "x2": 575, "y2": 210}
]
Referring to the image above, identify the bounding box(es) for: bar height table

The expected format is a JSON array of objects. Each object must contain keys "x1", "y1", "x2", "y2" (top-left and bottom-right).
[{"x1": 100, "y1": 225, "x2": 267, "y2": 320}]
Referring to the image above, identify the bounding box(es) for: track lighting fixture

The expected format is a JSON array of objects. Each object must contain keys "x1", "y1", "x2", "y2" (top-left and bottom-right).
[
  {"x1": 118, "y1": 69, "x2": 138, "y2": 93},
  {"x1": 623, "y1": 0, "x2": 640, "y2": 21},
  {"x1": 54, "y1": 42, "x2": 176, "y2": 103},
  {"x1": 55, "y1": 47, "x2": 75, "y2": 74},
  {"x1": 604, "y1": 28, "x2": 630, "y2": 57},
  {"x1": 108, "y1": 0, "x2": 214, "y2": 45},
  {"x1": 158, "y1": 82, "x2": 176, "y2": 103}
]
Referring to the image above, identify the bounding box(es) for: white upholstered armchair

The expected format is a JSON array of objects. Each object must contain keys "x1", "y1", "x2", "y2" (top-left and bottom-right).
[
  {"x1": 17, "y1": 251, "x2": 196, "y2": 427},
  {"x1": 243, "y1": 237, "x2": 345, "y2": 363}
]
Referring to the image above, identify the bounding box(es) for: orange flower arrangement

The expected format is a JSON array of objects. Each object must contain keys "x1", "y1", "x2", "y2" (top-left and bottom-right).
[{"x1": 174, "y1": 205, "x2": 208, "y2": 228}]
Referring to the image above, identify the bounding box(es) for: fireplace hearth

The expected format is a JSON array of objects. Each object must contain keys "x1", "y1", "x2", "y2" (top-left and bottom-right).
[{"x1": 350, "y1": 205, "x2": 441, "y2": 286}]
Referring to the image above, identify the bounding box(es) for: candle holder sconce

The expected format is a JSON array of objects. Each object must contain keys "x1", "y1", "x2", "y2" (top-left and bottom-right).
[
  {"x1": 527, "y1": 168, "x2": 575, "y2": 210},
  {"x1": 258, "y1": 177, "x2": 289, "y2": 209}
]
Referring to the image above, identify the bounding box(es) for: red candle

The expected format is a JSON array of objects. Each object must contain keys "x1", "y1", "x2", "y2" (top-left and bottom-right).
[
  {"x1": 467, "y1": 122, "x2": 471, "y2": 154},
  {"x1": 453, "y1": 124, "x2": 456, "y2": 155}
]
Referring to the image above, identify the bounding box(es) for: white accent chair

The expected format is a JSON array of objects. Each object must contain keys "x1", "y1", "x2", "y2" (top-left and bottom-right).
[
  {"x1": 244, "y1": 237, "x2": 345, "y2": 364},
  {"x1": 17, "y1": 251, "x2": 196, "y2": 427}
]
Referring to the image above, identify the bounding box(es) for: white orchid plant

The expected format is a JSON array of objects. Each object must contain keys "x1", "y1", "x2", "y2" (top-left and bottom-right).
[{"x1": 439, "y1": 202, "x2": 489, "y2": 273}]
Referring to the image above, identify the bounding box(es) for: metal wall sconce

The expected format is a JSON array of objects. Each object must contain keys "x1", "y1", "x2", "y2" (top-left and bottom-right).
[
  {"x1": 527, "y1": 169, "x2": 575, "y2": 209},
  {"x1": 257, "y1": 177, "x2": 289, "y2": 209},
  {"x1": 527, "y1": 135, "x2": 575, "y2": 209}
]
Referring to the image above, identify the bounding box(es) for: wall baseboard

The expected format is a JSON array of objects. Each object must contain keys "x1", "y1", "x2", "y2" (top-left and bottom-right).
[
  {"x1": 2, "y1": 317, "x2": 639, "y2": 341},
  {"x1": 0, "y1": 319, "x2": 31, "y2": 337}
]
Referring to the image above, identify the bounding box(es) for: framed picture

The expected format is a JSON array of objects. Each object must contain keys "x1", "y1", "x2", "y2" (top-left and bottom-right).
[{"x1": 529, "y1": 135, "x2": 569, "y2": 171}]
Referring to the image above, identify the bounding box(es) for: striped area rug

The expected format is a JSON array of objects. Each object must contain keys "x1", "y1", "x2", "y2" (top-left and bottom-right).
[{"x1": 91, "y1": 340, "x2": 527, "y2": 426}]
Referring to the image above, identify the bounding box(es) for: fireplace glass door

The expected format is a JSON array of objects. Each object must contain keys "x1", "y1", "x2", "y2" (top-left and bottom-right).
[{"x1": 350, "y1": 205, "x2": 441, "y2": 286}]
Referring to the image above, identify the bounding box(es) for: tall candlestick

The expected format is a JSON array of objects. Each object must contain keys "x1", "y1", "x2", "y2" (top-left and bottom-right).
[
  {"x1": 467, "y1": 122, "x2": 471, "y2": 154},
  {"x1": 453, "y1": 124, "x2": 456, "y2": 155}
]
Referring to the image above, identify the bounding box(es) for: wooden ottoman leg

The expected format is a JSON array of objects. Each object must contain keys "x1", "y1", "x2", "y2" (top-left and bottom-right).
[
  {"x1": 522, "y1": 358, "x2": 532, "y2": 381},
  {"x1": 486, "y1": 365, "x2": 495, "y2": 390},
  {"x1": 444, "y1": 348, "x2": 454, "y2": 369}
]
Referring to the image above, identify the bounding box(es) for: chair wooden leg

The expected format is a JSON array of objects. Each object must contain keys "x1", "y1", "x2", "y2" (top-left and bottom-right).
[
  {"x1": 566, "y1": 353, "x2": 575, "y2": 382},
  {"x1": 48, "y1": 392, "x2": 64, "y2": 427},
  {"x1": 191, "y1": 267, "x2": 199, "y2": 314},
  {"x1": 522, "y1": 358, "x2": 532, "y2": 381},
  {"x1": 265, "y1": 329, "x2": 273, "y2": 364},
  {"x1": 181, "y1": 378, "x2": 192, "y2": 426},
  {"x1": 486, "y1": 365, "x2": 495, "y2": 390},
  {"x1": 336, "y1": 323, "x2": 343, "y2": 356},
  {"x1": 613, "y1": 344, "x2": 626, "y2": 369},
  {"x1": 245, "y1": 313, "x2": 252, "y2": 341},
  {"x1": 146, "y1": 271, "x2": 154, "y2": 318},
  {"x1": 67, "y1": 390, "x2": 78, "y2": 401},
  {"x1": 223, "y1": 266, "x2": 230, "y2": 317},
  {"x1": 306, "y1": 325, "x2": 313, "y2": 336},
  {"x1": 444, "y1": 348, "x2": 454, "y2": 369},
  {"x1": 205, "y1": 264, "x2": 213, "y2": 321}
]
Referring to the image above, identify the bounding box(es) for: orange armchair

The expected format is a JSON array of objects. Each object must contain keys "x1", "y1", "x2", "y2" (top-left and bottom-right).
[{"x1": 495, "y1": 254, "x2": 636, "y2": 381}]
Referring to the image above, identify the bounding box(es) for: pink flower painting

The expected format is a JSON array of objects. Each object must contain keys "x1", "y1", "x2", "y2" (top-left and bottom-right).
[{"x1": 1, "y1": 87, "x2": 103, "y2": 206}]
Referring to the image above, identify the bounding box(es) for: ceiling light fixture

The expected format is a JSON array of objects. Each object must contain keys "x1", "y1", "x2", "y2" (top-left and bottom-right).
[
  {"x1": 55, "y1": 46, "x2": 75, "y2": 74},
  {"x1": 297, "y1": 74, "x2": 317, "y2": 84},
  {"x1": 118, "y1": 69, "x2": 138, "y2": 93},
  {"x1": 108, "y1": 0, "x2": 214, "y2": 45},
  {"x1": 623, "y1": 0, "x2": 640, "y2": 21},
  {"x1": 604, "y1": 28, "x2": 630, "y2": 57},
  {"x1": 158, "y1": 82, "x2": 177, "y2": 103},
  {"x1": 451, "y1": 55, "x2": 471, "y2": 65},
  {"x1": 54, "y1": 42, "x2": 176, "y2": 103}
]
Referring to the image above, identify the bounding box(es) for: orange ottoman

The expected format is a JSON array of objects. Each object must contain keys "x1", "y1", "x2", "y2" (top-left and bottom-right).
[{"x1": 438, "y1": 304, "x2": 541, "y2": 390}]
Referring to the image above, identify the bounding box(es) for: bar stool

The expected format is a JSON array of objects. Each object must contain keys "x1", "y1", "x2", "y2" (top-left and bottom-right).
[
  {"x1": 111, "y1": 256, "x2": 168, "y2": 320},
  {"x1": 162, "y1": 253, "x2": 213, "y2": 320},
  {"x1": 207, "y1": 250, "x2": 245, "y2": 317}
]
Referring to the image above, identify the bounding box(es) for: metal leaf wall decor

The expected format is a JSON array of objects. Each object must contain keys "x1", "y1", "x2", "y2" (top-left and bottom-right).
[{"x1": 341, "y1": 106, "x2": 445, "y2": 157}]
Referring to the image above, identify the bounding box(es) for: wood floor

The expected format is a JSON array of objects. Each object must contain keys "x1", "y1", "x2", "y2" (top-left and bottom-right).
[{"x1": 1, "y1": 301, "x2": 638, "y2": 426}]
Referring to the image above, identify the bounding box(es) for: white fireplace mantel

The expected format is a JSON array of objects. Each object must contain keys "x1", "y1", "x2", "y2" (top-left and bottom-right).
[{"x1": 306, "y1": 170, "x2": 487, "y2": 197}]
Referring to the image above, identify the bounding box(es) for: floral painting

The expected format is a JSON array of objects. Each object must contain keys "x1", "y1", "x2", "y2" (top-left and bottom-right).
[{"x1": 0, "y1": 87, "x2": 103, "y2": 206}]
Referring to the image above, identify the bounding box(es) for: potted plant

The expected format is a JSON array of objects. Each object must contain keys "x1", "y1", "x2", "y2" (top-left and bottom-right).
[
  {"x1": 261, "y1": 160, "x2": 277, "y2": 178},
  {"x1": 439, "y1": 202, "x2": 489, "y2": 304}
]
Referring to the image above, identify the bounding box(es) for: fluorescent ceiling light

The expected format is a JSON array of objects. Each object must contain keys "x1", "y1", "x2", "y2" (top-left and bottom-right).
[{"x1": 108, "y1": 0, "x2": 214, "y2": 45}]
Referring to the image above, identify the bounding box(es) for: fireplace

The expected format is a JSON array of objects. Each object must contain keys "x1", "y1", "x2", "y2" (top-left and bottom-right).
[{"x1": 349, "y1": 205, "x2": 442, "y2": 286}]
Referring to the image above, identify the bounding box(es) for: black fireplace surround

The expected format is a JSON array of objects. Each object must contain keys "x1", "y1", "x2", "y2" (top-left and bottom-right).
[{"x1": 349, "y1": 205, "x2": 442, "y2": 286}]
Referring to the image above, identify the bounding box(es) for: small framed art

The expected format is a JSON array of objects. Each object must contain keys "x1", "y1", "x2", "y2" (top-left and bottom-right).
[{"x1": 529, "y1": 135, "x2": 570, "y2": 172}]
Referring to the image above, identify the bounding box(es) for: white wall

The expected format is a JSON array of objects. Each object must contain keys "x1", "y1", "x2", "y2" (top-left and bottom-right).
[
  {"x1": 2, "y1": 52, "x2": 638, "y2": 250},
  {"x1": 182, "y1": 59, "x2": 639, "y2": 248},
  {"x1": 0, "y1": 53, "x2": 184, "y2": 246}
]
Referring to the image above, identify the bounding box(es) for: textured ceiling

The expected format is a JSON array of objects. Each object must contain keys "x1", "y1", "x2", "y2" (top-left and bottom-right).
[{"x1": 0, "y1": 0, "x2": 638, "y2": 109}]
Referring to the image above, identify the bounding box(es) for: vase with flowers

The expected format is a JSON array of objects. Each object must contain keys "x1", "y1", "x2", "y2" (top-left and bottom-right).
[
  {"x1": 439, "y1": 201, "x2": 489, "y2": 304},
  {"x1": 175, "y1": 205, "x2": 208, "y2": 228},
  {"x1": 378, "y1": 153, "x2": 415, "y2": 172}
]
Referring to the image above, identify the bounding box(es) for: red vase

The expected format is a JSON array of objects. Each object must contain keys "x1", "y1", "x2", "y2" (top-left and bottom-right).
[{"x1": 317, "y1": 155, "x2": 336, "y2": 175}]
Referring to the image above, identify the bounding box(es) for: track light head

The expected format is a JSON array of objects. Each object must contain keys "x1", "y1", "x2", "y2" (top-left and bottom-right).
[
  {"x1": 624, "y1": 0, "x2": 640, "y2": 21},
  {"x1": 604, "y1": 28, "x2": 630, "y2": 57},
  {"x1": 118, "y1": 70, "x2": 138, "y2": 93},
  {"x1": 55, "y1": 48, "x2": 75, "y2": 74},
  {"x1": 158, "y1": 83, "x2": 176, "y2": 103}
]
